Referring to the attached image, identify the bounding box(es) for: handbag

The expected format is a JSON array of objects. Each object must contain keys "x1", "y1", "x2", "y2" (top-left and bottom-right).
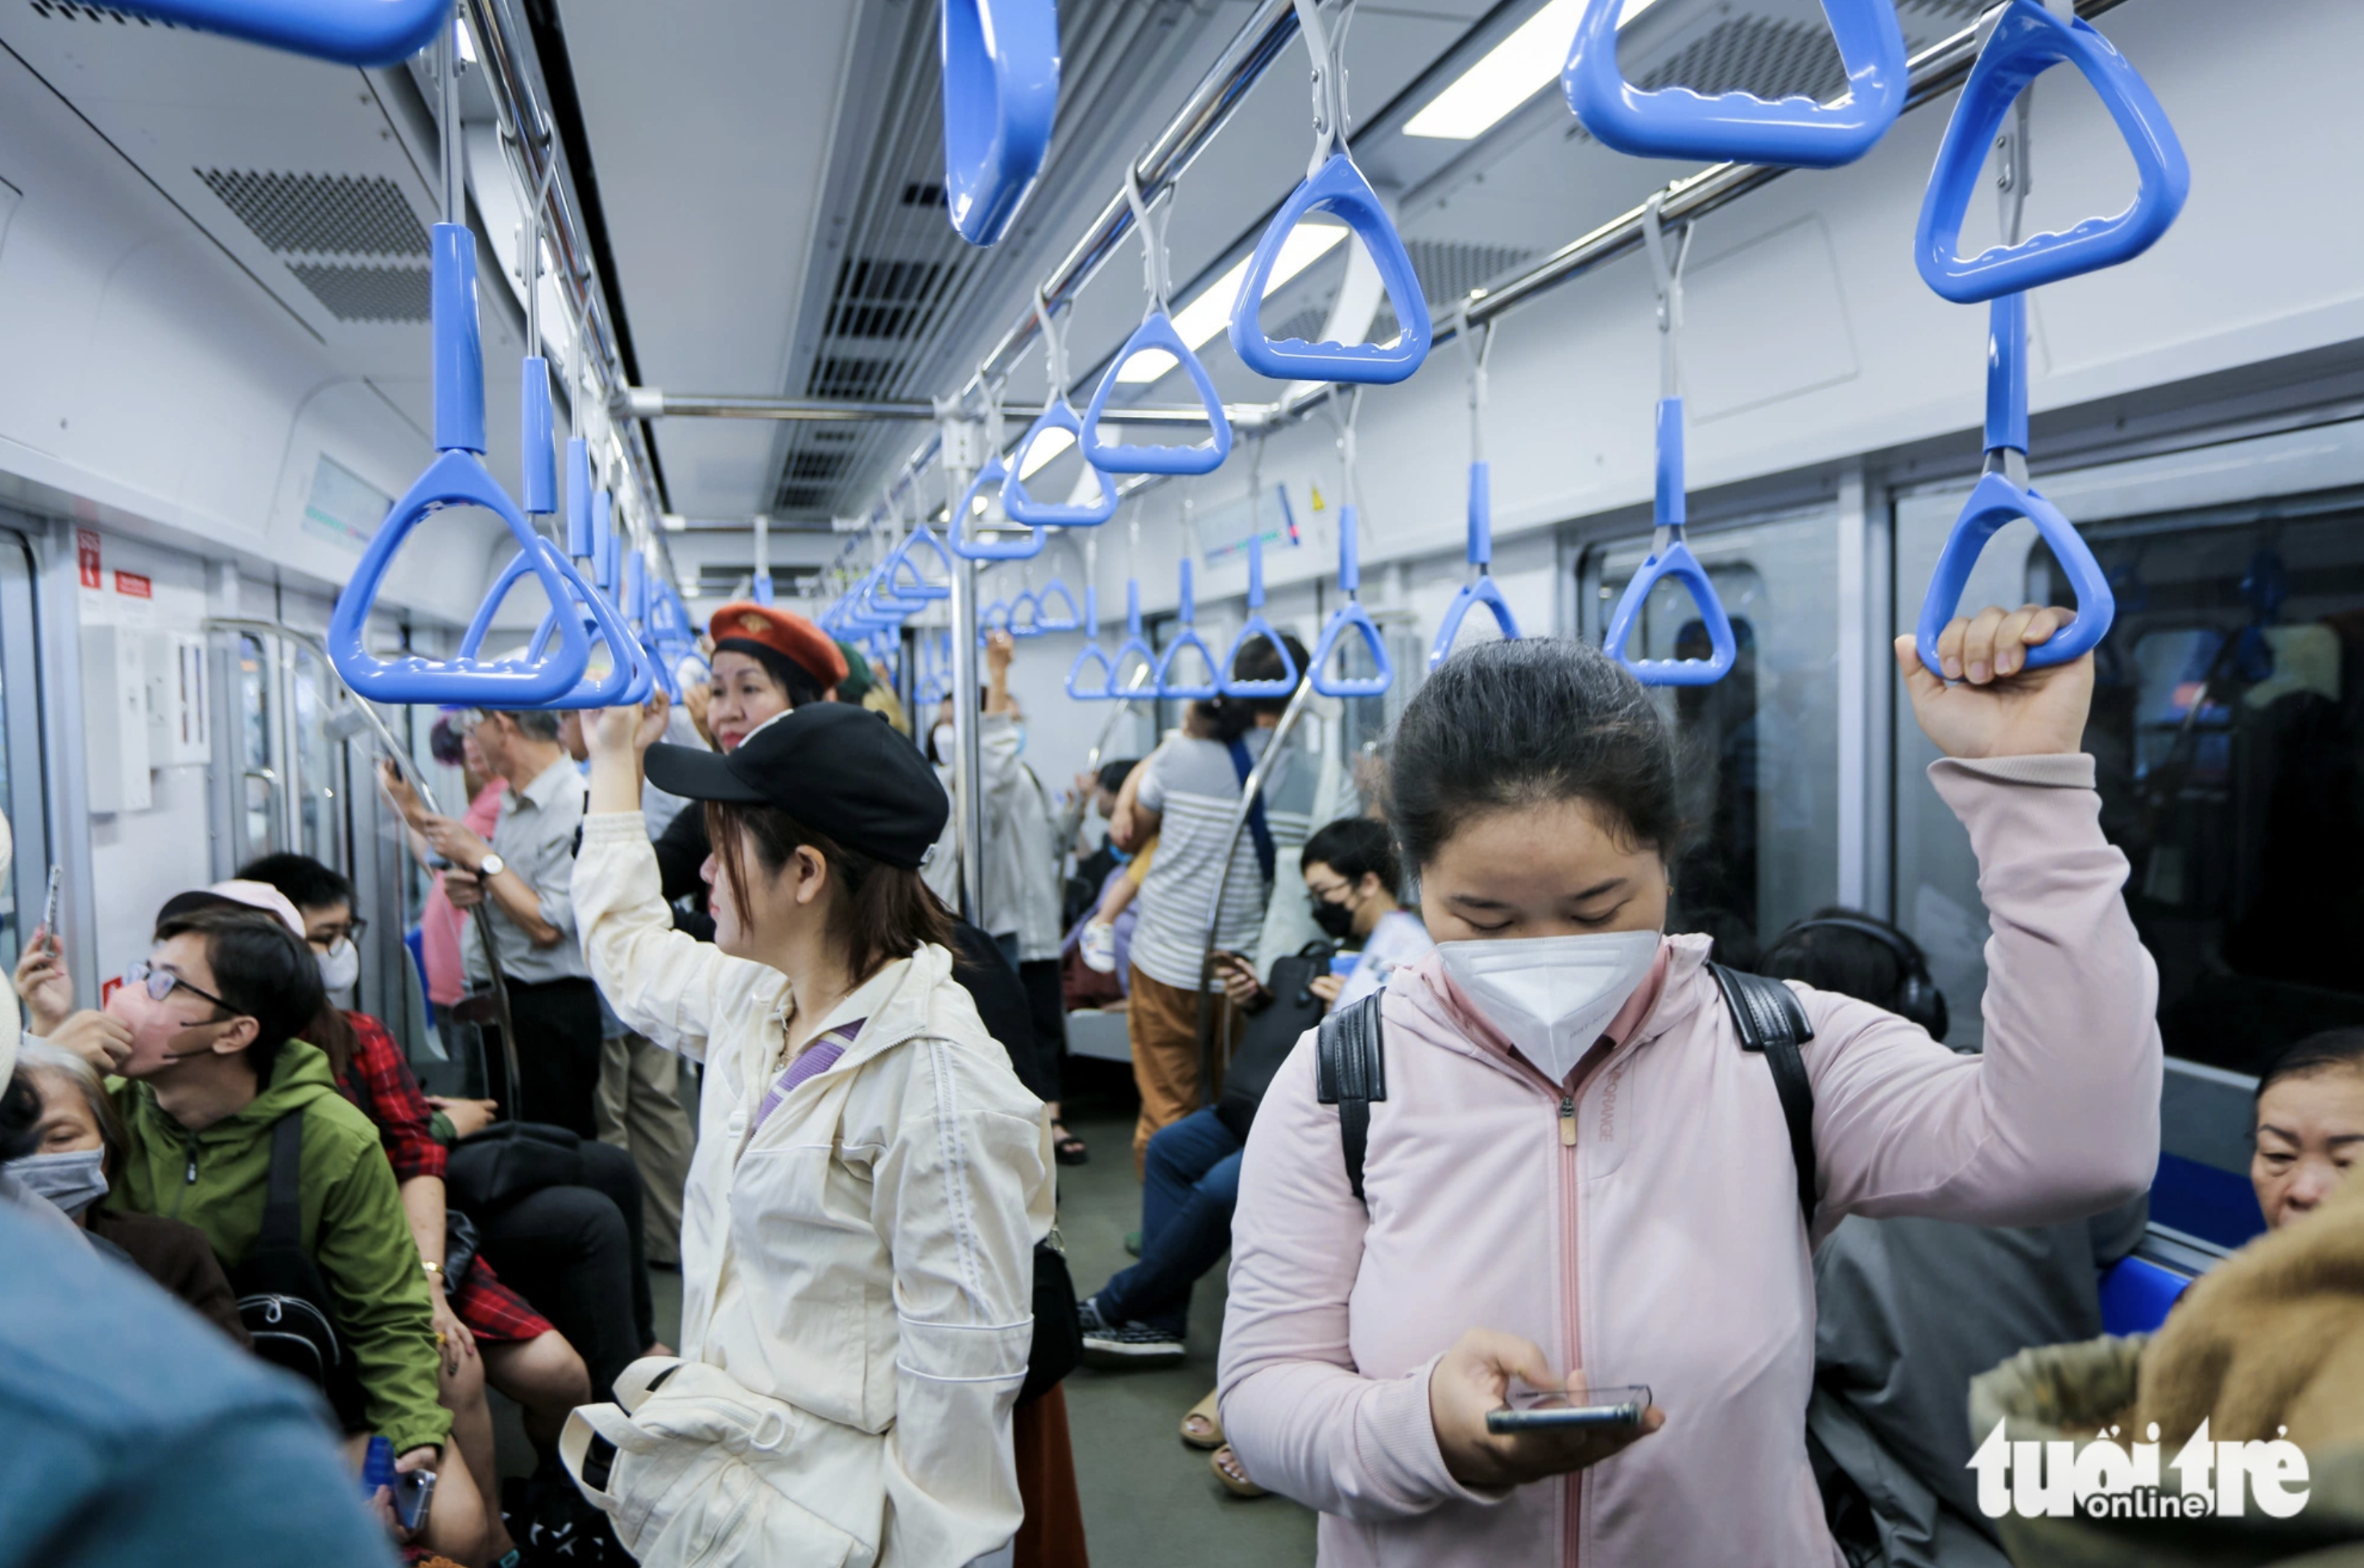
[
  {"x1": 442, "y1": 1207, "x2": 481, "y2": 1296},
  {"x1": 1214, "y1": 941, "x2": 1337, "y2": 1145},
  {"x1": 444, "y1": 1121, "x2": 589, "y2": 1215},
  {"x1": 1020, "y1": 1236, "x2": 1081, "y2": 1408}
]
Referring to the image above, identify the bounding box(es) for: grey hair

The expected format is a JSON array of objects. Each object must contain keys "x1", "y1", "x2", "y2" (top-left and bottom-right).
[
  {"x1": 490, "y1": 708, "x2": 565, "y2": 742},
  {"x1": 15, "y1": 1038, "x2": 126, "y2": 1173}
]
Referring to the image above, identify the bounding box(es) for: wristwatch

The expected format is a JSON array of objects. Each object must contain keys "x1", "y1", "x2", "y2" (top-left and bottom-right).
[{"x1": 477, "y1": 853, "x2": 506, "y2": 880}]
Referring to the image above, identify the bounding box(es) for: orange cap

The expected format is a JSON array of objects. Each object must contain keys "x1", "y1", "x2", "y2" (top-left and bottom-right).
[{"x1": 705, "y1": 602, "x2": 849, "y2": 690}]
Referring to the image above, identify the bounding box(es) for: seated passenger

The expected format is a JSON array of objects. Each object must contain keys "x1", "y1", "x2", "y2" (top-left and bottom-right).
[
  {"x1": 6, "y1": 1037, "x2": 250, "y2": 1344},
  {"x1": 1760, "y1": 908, "x2": 2145, "y2": 1568},
  {"x1": 2251, "y1": 1028, "x2": 2364, "y2": 1230},
  {"x1": 96, "y1": 896, "x2": 487, "y2": 1565},
  {"x1": 1220, "y1": 614, "x2": 2163, "y2": 1567}
]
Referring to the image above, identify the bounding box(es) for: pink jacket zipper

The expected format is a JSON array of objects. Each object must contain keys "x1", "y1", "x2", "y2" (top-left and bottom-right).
[{"x1": 1558, "y1": 1089, "x2": 1582, "y2": 1568}]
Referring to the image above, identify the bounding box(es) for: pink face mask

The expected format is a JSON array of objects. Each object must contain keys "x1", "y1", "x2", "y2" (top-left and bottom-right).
[{"x1": 106, "y1": 982, "x2": 221, "y2": 1077}]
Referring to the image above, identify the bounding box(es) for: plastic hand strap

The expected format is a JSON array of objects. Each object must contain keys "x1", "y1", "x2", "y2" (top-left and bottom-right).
[
  {"x1": 529, "y1": 582, "x2": 655, "y2": 710},
  {"x1": 1985, "y1": 292, "x2": 2030, "y2": 457},
  {"x1": 114, "y1": 0, "x2": 451, "y2": 67},
  {"x1": 429, "y1": 225, "x2": 486, "y2": 456},
  {"x1": 982, "y1": 599, "x2": 1013, "y2": 633},
  {"x1": 1002, "y1": 402, "x2": 1119, "y2": 526},
  {"x1": 1033, "y1": 578, "x2": 1082, "y2": 630},
  {"x1": 648, "y1": 580, "x2": 695, "y2": 644},
  {"x1": 1914, "y1": 472, "x2": 2113, "y2": 675},
  {"x1": 1914, "y1": 0, "x2": 2188, "y2": 303},
  {"x1": 593, "y1": 492, "x2": 617, "y2": 591},
  {"x1": 1221, "y1": 535, "x2": 1300, "y2": 697},
  {"x1": 752, "y1": 571, "x2": 775, "y2": 606},
  {"x1": 1563, "y1": 0, "x2": 1905, "y2": 169},
  {"x1": 1603, "y1": 536, "x2": 1736, "y2": 687},
  {"x1": 564, "y1": 439, "x2": 593, "y2": 557},
  {"x1": 950, "y1": 453, "x2": 1048, "y2": 559},
  {"x1": 1105, "y1": 579, "x2": 1157, "y2": 697},
  {"x1": 1082, "y1": 309, "x2": 1234, "y2": 476},
  {"x1": 624, "y1": 551, "x2": 648, "y2": 624},
  {"x1": 1310, "y1": 602, "x2": 1391, "y2": 696},
  {"x1": 1010, "y1": 589, "x2": 1044, "y2": 638},
  {"x1": 521, "y1": 357, "x2": 556, "y2": 515},
  {"x1": 448, "y1": 534, "x2": 634, "y2": 708},
  {"x1": 1064, "y1": 583, "x2": 1114, "y2": 699},
  {"x1": 940, "y1": 0, "x2": 1059, "y2": 246},
  {"x1": 1152, "y1": 561, "x2": 1219, "y2": 699},
  {"x1": 1228, "y1": 152, "x2": 1431, "y2": 386},
  {"x1": 886, "y1": 526, "x2": 955, "y2": 599},
  {"x1": 1431, "y1": 457, "x2": 1523, "y2": 671}
]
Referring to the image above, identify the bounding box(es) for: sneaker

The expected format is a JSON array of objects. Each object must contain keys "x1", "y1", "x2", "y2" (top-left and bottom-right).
[
  {"x1": 1083, "y1": 1320, "x2": 1188, "y2": 1368},
  {"x1": 1081, "y1": 922, "x2": 1118, "y2": 974},
  {"x1": 1076, "y1": 1295, "x2": 1112, "y2": 1336}
]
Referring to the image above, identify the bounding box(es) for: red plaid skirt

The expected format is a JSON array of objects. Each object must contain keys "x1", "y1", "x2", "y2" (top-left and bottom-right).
[{"x1": 451, "y1": 1256, "x2": 553, "y2": 1344}]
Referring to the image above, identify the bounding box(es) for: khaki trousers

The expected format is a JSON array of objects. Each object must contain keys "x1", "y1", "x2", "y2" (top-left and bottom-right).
[
  {"x1": 595, "y1": 1032, "x2": 695, "y2": 1267},
  {"x1": 1125, "y1": 964, "x2": 1234, "y2": 1174}
]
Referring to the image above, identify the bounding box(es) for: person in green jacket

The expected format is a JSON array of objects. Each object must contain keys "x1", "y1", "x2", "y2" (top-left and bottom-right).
[{"x1": 99, "y1": 896, "x2": 487, "y2": 1564}]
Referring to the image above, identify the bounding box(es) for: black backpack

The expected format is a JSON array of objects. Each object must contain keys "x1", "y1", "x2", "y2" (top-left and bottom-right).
[
  {"x1": 1215, "y1": 942, "x2": 1339, "y2": 1145},
  {"x1": 1315, "y1": 963, "x2": 1819, "y2": 1225},
  {"x1": 232, "y1": 1110, "x2": 368, "y2": 1427}
]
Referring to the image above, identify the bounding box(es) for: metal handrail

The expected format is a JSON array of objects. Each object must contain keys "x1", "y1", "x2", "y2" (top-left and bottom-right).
[
  {"x1": 1192, "y1": 674, "x2": 1320, "y2": 1100},
  {"x1": 1057, "y1": 663, "x2": 1155, "y2": 854}
]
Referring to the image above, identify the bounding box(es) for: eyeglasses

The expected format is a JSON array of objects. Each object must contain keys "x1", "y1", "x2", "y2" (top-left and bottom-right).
[
  {"x1": 1304, "y1": 879, "x2": 1352, "y2": 906},
  {"x1": 312, "y1": 918, "x2": 368, "y2": 946},
  {"x1": 123, "y1": 959, "x2": 237, "y2": 1017}
]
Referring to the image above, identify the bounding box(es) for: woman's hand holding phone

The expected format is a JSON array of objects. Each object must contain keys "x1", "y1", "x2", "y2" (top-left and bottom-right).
[{"x1": 1428, "y1": 1328, "x2": 1663, "y2": 1488}]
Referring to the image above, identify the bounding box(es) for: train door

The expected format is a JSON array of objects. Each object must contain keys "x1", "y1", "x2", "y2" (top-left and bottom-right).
[
  {"x1": 1580, "y1": 505, "x2": 1844, "y2": 966},
  {"x1": 0, "y1": 530, "x2": 49, "y2": 967}
]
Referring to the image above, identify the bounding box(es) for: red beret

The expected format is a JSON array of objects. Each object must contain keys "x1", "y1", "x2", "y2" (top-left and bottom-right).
[{"x1": 705, "y1": 602, "x2": 849, "y2": 690}]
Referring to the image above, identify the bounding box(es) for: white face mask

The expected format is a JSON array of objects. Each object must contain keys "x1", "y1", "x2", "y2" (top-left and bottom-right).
[
  {"x1": 1434, "y1": 929, "x2": 1661, "y2": 1086},
  {"x1": 316, "y1": 937, "x2": 361, "y2": 996},
  {"x1": 932, "y1": 724, "x2": 957, "y2": 764},
  {"x1": 9, "y1": 1148, "x2": 109, "y2": 1218}
]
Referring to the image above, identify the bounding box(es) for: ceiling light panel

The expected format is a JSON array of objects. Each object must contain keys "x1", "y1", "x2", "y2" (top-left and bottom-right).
[{"x1": 1403, "y1": 0, "x2": 1664, "y2": 142}]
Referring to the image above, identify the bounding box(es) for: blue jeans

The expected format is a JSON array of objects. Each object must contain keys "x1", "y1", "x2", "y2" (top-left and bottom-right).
[{"x1": 1095, "y1": 1107, "x2": 1242, "y2": 1337}]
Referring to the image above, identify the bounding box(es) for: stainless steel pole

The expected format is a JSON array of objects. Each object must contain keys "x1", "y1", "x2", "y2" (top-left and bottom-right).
[{"x1": 940, "y1": 413, "x2": 989, "y2": 924}]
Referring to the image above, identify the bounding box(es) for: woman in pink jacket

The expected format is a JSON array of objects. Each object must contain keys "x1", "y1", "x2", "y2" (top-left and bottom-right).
[{"x1": 1218, "y1": 607, "x2": 2160, "y2": 1566}]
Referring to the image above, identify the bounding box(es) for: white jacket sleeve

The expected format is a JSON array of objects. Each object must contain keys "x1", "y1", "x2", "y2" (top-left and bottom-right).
[
  {"x1": 865, "y1": 1035, "x2": 1051, "y2": 1565},
  {"x1": 572, "y1": 813, "x2": 783, "y2": 1065}
]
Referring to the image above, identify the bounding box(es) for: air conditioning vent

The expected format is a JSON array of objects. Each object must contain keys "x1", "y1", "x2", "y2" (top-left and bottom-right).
[
  {"x1": 771, "y1": 481, "x2": 834, "y2": 512},
  {"x1": 28, "y1": 1, "x2": 187, "y2": 27},
  {"x1": 901, "y1": 182, "x2": 946, "y2": 208},
  {"x1": 786, "y1": 450, "x2": 852, "y2": 482},
  {"x1": 287, "y1": 262, "x2": 432, "y2": 324},
  {"x1": 199, "y1": 170, "x2": 430, "y2": 258},
  {"x1": 806, "y1": 356, "x2": 899, "y2": 401},
  {"x1": 825, "y1": 258, "x2": 950, "y2": 341}
]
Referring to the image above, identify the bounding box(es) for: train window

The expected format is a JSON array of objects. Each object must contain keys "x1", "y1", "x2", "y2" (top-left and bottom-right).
[
  {"x1": 1581, "y1": 508, "x2": 1841, "y2": 964},
  {"x1": 0, "y1": 531, "x2": 47, "y2": 964}
]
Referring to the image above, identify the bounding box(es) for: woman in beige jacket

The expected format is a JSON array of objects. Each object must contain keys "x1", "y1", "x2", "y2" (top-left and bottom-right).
[{"x1": 564, "y1": 699, "x2": 1053, "y2": 1568}]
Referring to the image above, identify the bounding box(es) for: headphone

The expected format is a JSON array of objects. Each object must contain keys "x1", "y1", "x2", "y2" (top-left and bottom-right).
[{"x1": 1777, "y1": 915, "x2": 1949, "y2": 1043}]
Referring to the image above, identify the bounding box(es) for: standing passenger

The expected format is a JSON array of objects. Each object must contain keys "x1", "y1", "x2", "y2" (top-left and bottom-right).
[
  {"x1": 1220, "y1": 613, "x2": 2163, "y2": 1566},
  {"x1": 566, "y1": 699, "x2": 1052, "y2": 1566}
]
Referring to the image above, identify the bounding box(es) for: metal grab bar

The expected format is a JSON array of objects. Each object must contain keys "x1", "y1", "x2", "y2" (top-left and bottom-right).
[
  {"x1": 1192, "y1": 674, "x2": 1319, "y2": 1100},
  {"x1": 1056, "y1": 663, "x2": 1155, "y2": 854}
]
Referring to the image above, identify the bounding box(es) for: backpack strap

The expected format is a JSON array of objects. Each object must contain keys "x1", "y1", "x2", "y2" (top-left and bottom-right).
[
  {"x1": 1221, "y1": 737, "x2": 1278, "y2": 887},
  {"x1": 261, "y1": 1108, "x2": 307, "y2": 1252},
  {"x1": 1710, "y1": 963, "x2": 1818, "y2": 1229},
  {"x1": 1314, "y1": 992, "x2": 1387, "y2": 1203}
]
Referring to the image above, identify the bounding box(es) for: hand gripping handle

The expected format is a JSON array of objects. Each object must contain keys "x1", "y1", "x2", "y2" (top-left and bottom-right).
[
  {"x1": 948, "y1": 454, "x2": 1048, "y2": 560},
  {"x1": 1914, "y1": 471, "x2": 2113, "y2": 676},
  {"x1": 1153, "y1": 560, "x2": 1220, "y2": 699},
  {"x1": 1081, "y1": 309, "x2": 1233, "y2": 476},
  {"x1": 1221, "y1": 534, "x2": 1301, "y2": 697},
  {"x1": 1227, "y1": 153, "x2": 1432, "y2": 386},
  {"x1": 114, "y1": 0, "x2": 451, "y2": 67},
  {"x1": 1603, "y1": 536, "x2": 1736, "y2": 687},
  {"x1": 1914, "y1": 0, "x2": 2188, "y2": 303},
  {"x1": 1001, "y1": 400, "x2": 1119, "y2": 526},
  {"x1": 1562, "y1": 0, "x2": 1906, "y2": 169},
  {"x1": 1104, "y1": 578, "x2": 1157, "y2": 697},
  {"x1": 940, "y1": 0, "x2": 1060, "y2": 246}
]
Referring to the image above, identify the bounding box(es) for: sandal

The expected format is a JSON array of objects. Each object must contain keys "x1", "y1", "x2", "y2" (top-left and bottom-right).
[
  {"x1": 1050, "y1": 1120, "x2": 1089, "y2": 1166},
  {"x1": 1179, "y1": 1389, "x2": 1222, "y2": 1450},
  {"x1": 1211, "y1": 1443, "x2": 1267, "y2": 1498}
]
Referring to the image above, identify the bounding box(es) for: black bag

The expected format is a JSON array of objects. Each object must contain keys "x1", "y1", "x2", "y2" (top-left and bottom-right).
[
  {"x1": 1316, "y1": 963, "x2": 1821, "y2": 1225},
  {"x1": 233, "y1": 1111, "x2": 367, "y2": 1428},
  {"x1": 444, "y1": 1121, "x2": 589, "y2": 1215},
  {"x1": 1019, "y1": 1237, "x2": 1081, "y2": 1407},
  {"x1": 1214, "y1": 941, "x2": 1337, "y2": 1145},
  {"x1": 442, "y1": 1208, "x2": 481, "y2": 1296}
]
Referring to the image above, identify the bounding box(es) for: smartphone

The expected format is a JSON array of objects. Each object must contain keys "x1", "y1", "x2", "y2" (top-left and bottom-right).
[
  {"x1": 391, "y1": 1467, "x2": 436, "y2": 1533},
  {"x1": 39, "y1": 864, "x2": 61, "y2": 949},
  {"x1": 1486, "y1": 1385, "x2": 1651, "y2": 1434}
]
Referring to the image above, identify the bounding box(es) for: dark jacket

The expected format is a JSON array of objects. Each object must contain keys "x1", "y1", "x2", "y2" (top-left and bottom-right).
[{"x1": 85, "y1": 1207, "x2": 250, "y2": 1348}]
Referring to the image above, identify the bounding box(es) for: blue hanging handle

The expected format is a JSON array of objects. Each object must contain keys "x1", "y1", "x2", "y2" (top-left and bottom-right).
[
  {"x1": 1308, "y1": 506, "x2": 1393, "y2": 697},
  {"x1": 624, "y1": 551, "x2": 648, "y2": 625},
  {"x1": 1914, "y1": 0, "x2": 2188, "y2": 303},
  {"x1": 1105, "y1": 579, "x2": 1158, "y2": 697},
  {"x1": 1064, "y1": 583, "x2": 1116, "y2": 700},
  {"x1": 950, "y1": 452, "x2": 1048, "y2": 559},
  {"x1": 940, "y1": 0, "x2": 1059, "y2": 246},
  {"x1": 1915, "y1": 292, "x2": 2113, "y2": 675},
  {"x1": 564, "y1": 439, "x2": 593, "y2": 558},
  {"x1": 1562, "y1": 0, "x2": 1905, "y2": 168},
  {"x1": 886, "y1": 525, "x2": 956, "y2": 599},
  {"x1": 982, "y1": 598, "x2": 1014, "y2": 635},
  {"x1": 752, "y1": 572, "x2": 775, "y2": 606},
  {"x1": 1154, "y1": 559, "x2": 1221, "y2": 699},
  {"x1": 113, "y1": 0, "x2": 451, "y2": 66},
  {"x1": 1009, "y1": 588, "x2": 1044, "y2": 638},
  {"x1": 1229, "y1": 154, "x2": 1432, "y2": 386},
  {"x1": 1603, "y1": 396, "x2": 1737, "y2": 687},
  {"x1": 530, "y1": 583, "x2": 655, "y2": 709},
  {"x1": 330, "y1": 222, "x2": 591, "y2": 706},
  {"x1": 1429, "y1": 458, "x2": 1523, "y2": 669},
  {"x1": 1083, "y1": 310, "x2": 1233, "y2": 476},
  {"x1": 1003, "y1": 299, "x2": 1121, "y2": 528},
  {"x1": 593, "y1": 491, "x2": 617, "y2": 592},
  {"x1": 1033, "y1": 578, "x2": 1082, "y2": 631},
  {"x1": 521, "y1": 358, "x2": 556, "y2": 516},
  {"x1": 1221, "y1": 532, "x2": 1301, "y2": 697},
  {"x1": 457, "y1": 535, "x2": 647, "y2": 710}
]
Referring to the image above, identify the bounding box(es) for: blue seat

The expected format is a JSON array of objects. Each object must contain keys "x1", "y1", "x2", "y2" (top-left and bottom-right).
[{"x1": 2098, "y1": 1255, "x2": 2192, "y2": 1336}]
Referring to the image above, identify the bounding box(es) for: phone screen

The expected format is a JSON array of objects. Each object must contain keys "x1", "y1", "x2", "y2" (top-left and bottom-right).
[{"x1": 39, "y1": 864, "x2": 61, "y2": 947}]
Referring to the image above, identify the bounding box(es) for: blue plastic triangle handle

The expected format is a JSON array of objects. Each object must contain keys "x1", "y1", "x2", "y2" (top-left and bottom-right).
[
  {"x1": 1310, "y1": 603, "x2": 1391, "y2": 697},
  {"x1": 1033, "y1": 579, "x2": 1082, "y2": 631},
  {"x1": 1604, "y1": 537, "x2": 1735, "y2": 687},
  {"x1": 527, "y1": 563, "x2": 655, "y2": 710},
  {"x1": 1228, "y1": 153, "x2": 1432, "y2": 386},
  {"x1": 1064, "y1": 584, "x2": 1113, "y2": 699},
  {"x1": 1914, "y1": 470, "x2": 2114, "y2": 676},
  {"x1": 1105, "y1": 578, "x2": 1157, "y2": 697},
  {"x1": 940, "y1": 0, "x2": 1059, "y2": 246},
  {"x1": 1430, "y1": 456, "x2": 1522, "y2": 666},
  {"x1": 1221, "y1": 535, "x2": 1301, "y2": 697},
  {"x1": 1010, "y1": 589, "x2": 1044, "y2": 638},
  {"x1": 950, "y1": 453, "x2": 1048, "y2": 559},
  {"x1": 564, "y1": 439, "x2": 593, "y2": 558},
  {"x1": 1563, "y1": 0, "x2": 1905, "y2": 168},
  {"x1": 982, "y1": 599, "x2": 1013, "y2": 635},
  {"x1": 424, "y1": 530, "x2": 610, "y2": 707},
  {"x1": 1153, "y1": 560, "x2": 1220, "y2": 699},
  {"x1": 1081, "y1": 309, "x2": 1232, "y2": 476},
  {"x1": 593, "y1": 491, "x2": 617, "y2": 591},
  {"x1": 521, "y1": 357, "x2": 556, "y2": 516},
  {"x1": 1002, "y1": 400, "x2": 1118, "y2": 527},
  {"x1": 114, "y1": 0, "x2": 451, "y2": 66},
  {"x1": 886, "y1": 526, "x2": 955, "y2": 599},
  {"x1": 1914, "y1": 0, "x2": 2188, "y2": 303}
]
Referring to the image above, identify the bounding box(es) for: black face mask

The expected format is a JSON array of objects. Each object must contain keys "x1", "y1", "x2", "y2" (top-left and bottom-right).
[{"x1": 1309, "y1": 896, "x2": 1357, "y2": 941}]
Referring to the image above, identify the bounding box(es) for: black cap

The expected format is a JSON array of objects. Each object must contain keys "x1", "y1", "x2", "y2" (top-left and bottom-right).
[{"x1": 645, "y1": 703, "x2": 947, "y2": 870}]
